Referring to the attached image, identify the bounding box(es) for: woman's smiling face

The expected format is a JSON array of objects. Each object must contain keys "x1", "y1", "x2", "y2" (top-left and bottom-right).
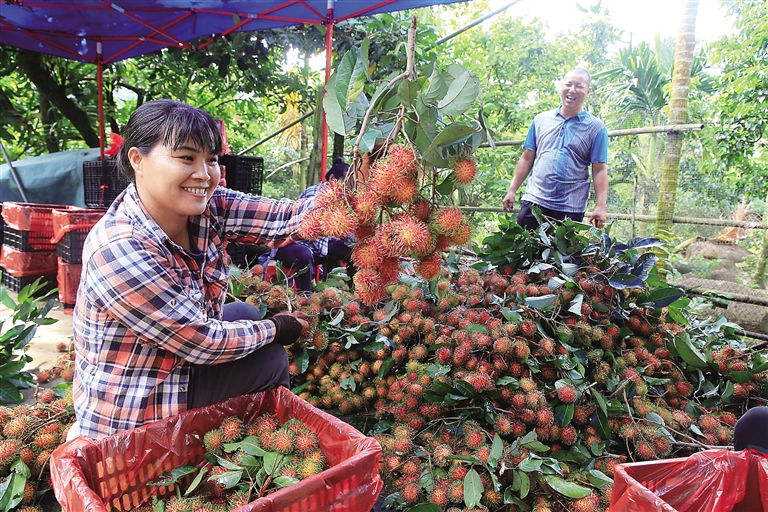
[{"x1": 130, "y1": 140, "x2": 221, "y2": 228}]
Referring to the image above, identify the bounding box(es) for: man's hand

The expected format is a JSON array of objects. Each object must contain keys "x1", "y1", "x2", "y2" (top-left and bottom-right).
[
  {"x1": 590, "y1": 206, "x2": 607, "y2": 228},
  {"x1": 502, "y1": 190, "x2": 516, "y2": 212},
  {"x1": 271, "y1": 312, "x2": 309, "y2": 345}
]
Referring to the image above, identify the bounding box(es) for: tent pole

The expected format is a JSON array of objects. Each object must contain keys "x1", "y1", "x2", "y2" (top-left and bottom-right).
[
  {"x1": 0, "y1": 139, "x2": 28, "y2": 202},
  {"x1": 97, "y1": 40, "x2": 106, "y2": 160},
  {"x1": 321, "y1": 0, "x2": 334, "y2": 184}
]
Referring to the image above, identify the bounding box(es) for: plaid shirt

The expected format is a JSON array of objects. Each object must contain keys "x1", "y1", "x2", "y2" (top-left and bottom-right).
[{"x1": 73, "y1": 184, "x2": 312, "y2": 438}]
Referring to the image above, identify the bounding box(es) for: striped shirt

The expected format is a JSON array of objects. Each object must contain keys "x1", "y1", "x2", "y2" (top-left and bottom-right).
[
  {"x1": 73, "y1": 184, "x2": 312, "y2": 438},
  {"x1": 521, "y1": 107, "x2": 608, "y2": 213}
]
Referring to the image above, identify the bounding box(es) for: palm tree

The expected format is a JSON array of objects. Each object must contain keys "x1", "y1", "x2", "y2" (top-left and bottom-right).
[
  {"x1": 656, "y1": 0, "x2": 699, "y2": 238},
  {"x1": 595, "y1": 31, "x2": 713, "y2": 236}
]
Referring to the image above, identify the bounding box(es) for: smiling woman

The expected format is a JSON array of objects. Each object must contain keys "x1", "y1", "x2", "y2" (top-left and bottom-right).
[{"x1": 72, "y1": 100, "x2": 314, "y2": 439}]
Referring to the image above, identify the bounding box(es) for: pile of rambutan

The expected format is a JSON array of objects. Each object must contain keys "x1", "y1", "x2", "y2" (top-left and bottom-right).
[
  {"x1": 0, "y1": 384, "x2": 75, "y2": 512},
  {"x1": 145, "y1": 414, "x2": 328, "y2": 511},
  {"x1": 297, "y1": 143, "x2": 476, "y2": 305},
  {"x1": 255, "y1": 227, "x2": 768, "y2": 511}
]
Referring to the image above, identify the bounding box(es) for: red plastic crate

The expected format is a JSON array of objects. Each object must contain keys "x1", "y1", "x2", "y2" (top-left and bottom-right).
[
  {"x1": 53, "y1": 207, "x2": 107, "y2": 263},
  {"x1": 57, "y1": 259, "x2": 81, "y2": 313},
  {"x1": 0, "y1": 245, "x2": 58, "y2": 276},
  {"x1": 611, "y1": 449, "x2": 768, "y2": 512},
  {"x1": 50, "y1": 387, "x2": 383, "y2": 512}
]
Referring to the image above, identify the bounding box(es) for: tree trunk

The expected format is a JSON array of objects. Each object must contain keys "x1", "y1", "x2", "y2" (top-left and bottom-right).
[
  {"x1": 16, "y1": 51, "x2": 99, "y2": 149},
  {"x1": 756, "y1": 192, "x2": 768, "y2": 289},
  {"x1": 299, "y1": 122, "x2": 308, "y2": 192},
  {"x1": 39, "y1": 93, "x2": 59, "y2": 154},
  {"x1": 655, "y1": 0, "x2": 698, "y2": 238},
  {"x1": 307, "y1": 84, "x2": 324, "y2": 188}
]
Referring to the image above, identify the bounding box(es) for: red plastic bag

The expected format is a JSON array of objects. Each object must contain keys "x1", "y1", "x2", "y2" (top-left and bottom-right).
[
  {"x1": 0, "y1": 246, "x2": 57, "y2": 275},
  {"x1": 51, "y1": 207, "x2": 107, "y2": 244},
  {"x1": 50, "y1": 388, "x2": 383, "y2": 512},
  {"x1": 610, "y1": 449, "x2": 768, "y2": 511}
]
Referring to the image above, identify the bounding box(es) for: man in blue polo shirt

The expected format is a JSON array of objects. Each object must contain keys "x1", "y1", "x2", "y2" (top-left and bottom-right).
[{"x1": 502, "y1": 68, "x2": 608, "y2": 229}]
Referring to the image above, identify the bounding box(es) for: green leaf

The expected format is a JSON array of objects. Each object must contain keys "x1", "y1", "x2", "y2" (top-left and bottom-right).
[
  {"x1": 398, "y1": 79, "x2": 422, "y2": 107},
  {"x1": 239, "y1": 436, "x2": 266, "y2": 456},
  {"x1": 645, "y1": 287, "x2": 686, "y2": 308},
  {"x1": 273, "y1": 475, "x2": 300, "y2": 488},
  {"x1": 183, "y1": 467, "x2": 208, "y2": 496},
  {"x1": 490, "y1": 434, "x2": 504, "y2": 466},
  {"x1": 207, "y1": 469, "x2": 242, "y2": 489},
  {"x1": 464, "y1": 469, "x2": 483, "y2": 508},
  {"x1": 543, "y1": 475, "x2": 592, "y2": 499},
  {"x1": 518, "y1": 471, "x2": 530, "y2": 499},
  {"x1": 323, "y1": 74, "x2": 346, "y2": 136},
  {"x1": 518, "y1": 458, "x2": 542, "y2": 472},
  {"x1": 420, "y1": 65, "x2": 448, "y2": 105},
  {"x1": 525, "y1": 294, "x2": 557, "y2": 309},
  {"x1": 437, "y1": 68, "x2": 481, "y2": 116},
  {"x1": 378, "y1": 356, "x2": 395, "y2": 379},
  {"x1": 646, "y1": 412, "x2": 666, "y2": 426},
  {"x1": 262, "y1": 452, "x2": 285, "y2": 474},
  {"x1": 423, "y1": 123, "x2": 476, "y2": 157},
  {"x1": 587, "y1": 469, "x2": 614, "y2": 489},
  {"x1": 0, "y1": 472, "x2": 24, "y2": 512},
  {"x1": 334, "y1": 50, "x2": 360, "y2": 108},
  {"x1": 568, "y1": 294, "x2": 584, "y2": 316},
  {"x1": 672, "y1": 332, "x2": 708, "y2": 369},
  {"x1": 0, "y1": 379, "x2": 23, "y2": 404}
]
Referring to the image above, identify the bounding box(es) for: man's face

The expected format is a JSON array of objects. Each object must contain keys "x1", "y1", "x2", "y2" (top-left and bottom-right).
[{"x1": 560, "y1": 71, "x2": 591, "y2": 112}]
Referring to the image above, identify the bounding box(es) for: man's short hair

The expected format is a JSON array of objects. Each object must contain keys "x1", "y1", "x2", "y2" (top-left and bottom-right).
[{"x1": 568, "y1": 67, "x2": 592, "y2": 86}]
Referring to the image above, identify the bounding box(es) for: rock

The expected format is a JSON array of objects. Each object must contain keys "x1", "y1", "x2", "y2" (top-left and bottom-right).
[
  {"x1": 677, "y1": 277, "x2": 768, "y2": 334},
  {"x1": 708, "y1": 260, "x2": 741, "y2": 283}
]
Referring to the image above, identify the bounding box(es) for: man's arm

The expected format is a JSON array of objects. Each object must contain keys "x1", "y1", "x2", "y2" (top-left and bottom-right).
[
  {"x1": 502, "y1": 149, "x2": 536, "y2": 212},
  {"x1": 590, "y1": 162, "x2": 608, "y2": 227}
]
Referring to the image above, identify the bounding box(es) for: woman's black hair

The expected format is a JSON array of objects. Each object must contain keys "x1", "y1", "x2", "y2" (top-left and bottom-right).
[{"x1": 117, "y1": 99, "x2": 223, "y2": 180}]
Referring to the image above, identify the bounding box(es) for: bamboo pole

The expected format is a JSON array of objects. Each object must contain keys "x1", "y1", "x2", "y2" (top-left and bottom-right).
[
  {"x1": 481, "y1": 124, "x2": 705, "y2": 148},
  {"x1": 459, "y1": 207, "x2": 768, "y2": 230}
]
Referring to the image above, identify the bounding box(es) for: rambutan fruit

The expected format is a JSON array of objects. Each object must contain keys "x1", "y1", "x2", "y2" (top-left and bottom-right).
[
  {"x1": 61, "y1": 367, "x2": 75, "y2": 382},
  {"x1": 417, "y1": 254, "x2": 442, "y2": 280},
  {"x1": 465, "y1": 430, "x2": 486, "y2": 449},
  {"x1": 351, "y1": 239, "x2": 384, "y2": 269},
  {"x1": 573, "y1": 492, "x2": 601, "y2": 512},
  {"x1": 699, "y1": 414, "x2": 720, "y2": 434},
  {"x1": 37, "y1": 369, "x2": 52, "y2": 384},
  {"x1": 389, "y1": 178, "x2": 419, "y2": 205},
  {"x1": 387, "y1": 144, "x2": 419, "y2": 178},
  {"x1": 560, "y1": 425, "x2": 578, "y2": 445},
  {"x1": 322, "y1": 207, "x2": 358, "y2": 238},
  {"x1": 557, "y1": 384, "x2": 578, "y2": 404},
  {"x1": 447, "y1": 222, "x2": 472, "y2": 245},
  {"x1": 3, "y1": 416, "x2": 27, "y2": 438},
  {"x1": 0, "y1": 439, "x2": 21, "y2": 467},
  {"x1": 430, "y1": 208, "x2": 465, "y2": 237},
  {"x1": 635, "y1": 441, "x2": 656, "y2": 461},
  {"x1": 430, "y1": 487, "x2": 449, "y2": 507},
  {"x1": 519, "y1": 320, "x2": 537, "y2": 338},
  {"x1": 203, "y1": 428, "x2": 225, "y2": 453},
  {"x1": 298, "y1": 459, "x2": 324, "y2": 479},
  {"x1": 34, "y1": 432, "x2": 58, "y2": 450},
  {"x1": 453, "y1": 158, "x2": 477, "y2": 184},
  {"x1": 352, "y1": 189, "x2": 382, "y2": 225},
  {"x1": 270, "y1": 430, "x2": 295, "y2": 454},
  {"x1": 519, "y1": 377, "x2": 537, "y2": 393},
  {"x1": 535, "y1": 409, "x2": 555, "y2": 427},
  {"x1": 39, "y1": 388, "x2": 56, "y2": 404},
  {"x1": 652, "y1": 436, "x2": 672, "y2": 456},
  {"x1": 374, "y1": 257, "x2": 400, "y2": 286},
  {"x1": 448, "y1": 480, "x2": 465, "y2": 503},
  {"x1": 409, "y1": 197, "x2": 432, "y2": 222},
  {"x1": 297, "y1": 208, "x2": 325, "y2": 240},
  {"x1": 401, "y1": 481, "x2": 421, "y2": 504},
  {"x1": 220, "y1": 416, "x2": 244, "y2": 443}
]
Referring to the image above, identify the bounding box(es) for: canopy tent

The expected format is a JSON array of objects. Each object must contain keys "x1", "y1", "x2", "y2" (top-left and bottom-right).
[{"x1": 1, "y1": 0, "x2": 467, "y2": 178}]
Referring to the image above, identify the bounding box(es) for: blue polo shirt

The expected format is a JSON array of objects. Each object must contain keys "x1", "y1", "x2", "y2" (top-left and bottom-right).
[{"x1": 520, "y1": 107, "x2": 608, "y2": 214}]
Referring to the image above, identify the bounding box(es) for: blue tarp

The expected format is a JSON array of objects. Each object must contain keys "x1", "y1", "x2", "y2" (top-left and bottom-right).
[
  {"x1": 0, "y1": 1, "x2": 465, "y2": 63},
  {"x1": 0, "y1": 149, "x2": 100, "y2": 207}
]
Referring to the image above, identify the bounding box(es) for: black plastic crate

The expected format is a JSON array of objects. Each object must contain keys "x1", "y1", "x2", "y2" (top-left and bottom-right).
[
  {"x1": 83, "y1": 160, "x2": 131, "y2": 207},
  {"x1": 57, "y1": 230, "x2": 89, "y2": 264},
  {"x1": 1, "y1": 269, "x2": 57, "y2": 295},
  {"x1": 3, "y1": 227, "x2": 56, "y2": 251},
  {"x1": 219, "y1": 154, "x2": 264, "y2": 196}
]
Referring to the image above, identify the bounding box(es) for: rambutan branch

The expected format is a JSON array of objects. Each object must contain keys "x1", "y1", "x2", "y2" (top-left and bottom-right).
[{"x1": 353, "y1": 17, "x2": 418, "y2": 157}]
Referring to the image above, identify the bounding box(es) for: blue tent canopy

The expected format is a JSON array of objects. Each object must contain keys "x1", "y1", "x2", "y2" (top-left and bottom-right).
[
  {"x1": 0, "y1": 1, "x2": 466, "y2": 63},
  {"x1": 0, "y1": 0, "x2": 468, "y2": 193}
]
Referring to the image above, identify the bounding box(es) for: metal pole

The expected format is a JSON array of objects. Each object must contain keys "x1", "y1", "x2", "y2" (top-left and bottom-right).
[
  {"x1": 237, "y1": 111, "x2": 314, "y2": 156},
  {"x1": 428, "y1": 0, "x2": 521, "y2": 50},
  {"x1": 0, "y1": 139, "x2": 29, "y2": 202},
  {"x1": 97, "y1": 40, "x2": 106, "y2": 160},
  {"x1": 321, "y1": 0, "x2": 334, "y2": 183}
]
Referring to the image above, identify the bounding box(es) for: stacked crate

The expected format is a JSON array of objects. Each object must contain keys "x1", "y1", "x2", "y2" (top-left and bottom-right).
[
  {"x1": 53, "y1": 208, "x2": 107, "y2": 314},
  {"x1": 0, "y1": 202, "x2": 64, "y2": 295},
  {"x1": 83, "y1": 159, "x2": 131, "y2": 208}
]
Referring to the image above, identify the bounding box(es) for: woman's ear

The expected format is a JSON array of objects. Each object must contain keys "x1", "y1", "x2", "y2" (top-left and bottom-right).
[{"x1": 128, "y1": 147, "x2": 143, "y2": 175}]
